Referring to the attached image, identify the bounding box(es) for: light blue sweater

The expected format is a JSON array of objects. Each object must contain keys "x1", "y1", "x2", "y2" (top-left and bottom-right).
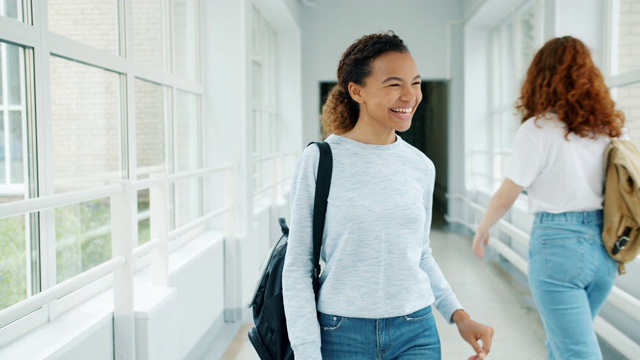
[{"x1": 282, "y1": 134, "x2": 463, "y2": 359}]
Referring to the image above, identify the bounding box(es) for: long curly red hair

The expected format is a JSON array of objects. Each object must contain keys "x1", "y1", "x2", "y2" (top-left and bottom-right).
[{"x1": 516, "y1": 36, "x2": 625, "y2": 138}]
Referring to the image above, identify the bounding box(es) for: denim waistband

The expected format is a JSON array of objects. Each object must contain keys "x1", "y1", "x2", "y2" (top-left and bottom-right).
[{"x1": 534, "y1": 210, "x2": 603, "y2": 224}]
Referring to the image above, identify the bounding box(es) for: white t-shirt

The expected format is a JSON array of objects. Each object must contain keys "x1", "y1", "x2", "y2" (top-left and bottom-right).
[{"x1": 507, "y1": 113, "x2": 614, "y2": 214}]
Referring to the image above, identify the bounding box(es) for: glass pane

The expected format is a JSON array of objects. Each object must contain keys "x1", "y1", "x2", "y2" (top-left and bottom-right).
[
  {"x1": 137, "y1": 189, "x2": 150, "y2": 245},
  {"x1": 253, "y1": 62, "x2": 262, "y2": 106},
  {"x1": 617, "y1": 0, "x2": 640, "y2": 74},
  {"x1": 175, "y1": 90, "x2": 199, "y2": 173},
  {"x1": 9, "y1": 111, "x2": 23, "y2": 183},
  {"x1": 56, "y1": 199, "x2": 111, "y2": 282},
  {"x1": 132, "y1": 0, "x2": 166, "y2": 71},
  {"x1": 0, "y1": 215, "x2": 27, "y2": 310},
  {"x1": 490, "y1": 29, "x2": 501, "y2": 108},
  {"x1": 174, "y1": 90, "x2": 200, "y2": 229},
  {"x1": 7, "y1": 43, "x2": 22, "y2": 105},
  {"x1": 135, "y1": 79, "x2": 166, "y2": 179},
  {"x1": 501, "y1": 19, "x2": 515, "y2": 103},
  {"x1": 0, "y1": 42, "x2": 28, "y2": 203},
  {"x1": 175, "y1": 178, "x2": 199, "y2": 228},
  {"x1": 616, "y1": 83, "x2": 640, "y2": 147},
  {"x1": 0, "y1": 51, "x2": 3, "y2": 103},
  {"x1": 0, "y1": 112, "x2": 5, "y2": 182},
  {"x1": 135, "y1": 79, "x2": 166, "y2": 245},
  {"x1": 50, "y1": 57, "x2": 121, "y2": 193},
  {"x1": 1, "y1": 0, "x2": 22, "y2": 21},
  {"x1": 172, "y1": 0, "x2": 199, "y2": 81},
  {"x1": 252, "y1": 7, "x2": 260, "y2": 56},
  {"x1": 516, "y1": 3, "x2": 536, "y2": 82},
  {"x1": 48, "y1": 0, "x2": 119, "y2": 55}
]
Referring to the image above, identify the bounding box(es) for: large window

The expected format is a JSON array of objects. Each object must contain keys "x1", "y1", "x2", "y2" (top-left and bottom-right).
[
  {"x1": 0, "y1": 41, "x2": 31, "y2": 310},
  {"x1": 251, "y1": 6, "x2": 279, "y2": 201},
  {"x1": 609, "y1": 0, "x2": 640, "y2": 147},
  {"x1": 477, "y1": 1, "x2": 538, "y2": 191},
  {"x1": 0, "y1": 0, "x2": 202, "y2": 335}
]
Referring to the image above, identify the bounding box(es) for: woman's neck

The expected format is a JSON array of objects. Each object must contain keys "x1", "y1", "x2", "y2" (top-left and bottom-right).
[{"x1": 341, "y1": 120, "x2": 396, "y2": 145}]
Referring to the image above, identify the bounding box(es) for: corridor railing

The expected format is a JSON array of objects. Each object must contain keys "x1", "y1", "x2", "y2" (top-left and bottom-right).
[
  {"x1": 253, "y1": 151, "x2": 298, "y2": 202},
  {"x1": 0, "y1": 163, "x2": 236, "y2": 358},
  {"x1": 446, "y1": 193, "x2": 640, "y2": 359}
]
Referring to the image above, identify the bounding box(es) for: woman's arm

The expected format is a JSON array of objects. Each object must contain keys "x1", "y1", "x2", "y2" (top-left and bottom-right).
[
  {"x1": 282, "y1": 146, "x2": 323, "y2": 360},
  {"x1": 472, "y1": 178, "x2": 524, "y2": 257}
]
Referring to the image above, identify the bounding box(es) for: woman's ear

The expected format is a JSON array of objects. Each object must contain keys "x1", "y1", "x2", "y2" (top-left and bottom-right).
[{"x1": 348, "y1": 82, "x2": 364, "y2": 104}]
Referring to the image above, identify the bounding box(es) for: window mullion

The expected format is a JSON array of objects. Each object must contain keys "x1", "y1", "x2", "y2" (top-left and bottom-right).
[{"x1": 31, "y1": 0, "x2": 57, "y2": 322}]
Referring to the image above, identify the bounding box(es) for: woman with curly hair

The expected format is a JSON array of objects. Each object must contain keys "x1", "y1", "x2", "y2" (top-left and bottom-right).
[
  {"x1": 283, "y1": 31, "x2": 494, "y2": 359},
  {"x1": 472, "y1": 36, "x2": 626, "y2": 359}
]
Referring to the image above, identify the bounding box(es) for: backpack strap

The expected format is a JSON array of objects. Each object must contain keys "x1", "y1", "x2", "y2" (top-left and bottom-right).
[{"x1": 310, "y1": 141, "x2": 332, "y2": 296}]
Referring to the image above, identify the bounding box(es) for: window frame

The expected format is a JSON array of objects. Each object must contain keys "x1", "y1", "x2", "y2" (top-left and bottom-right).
[
  {"x1": 0, "y1": 0, "x2": 204, "y2": 344},
  {"x1": 477, "y1": 0, "x2": 539, "y2": 192},
  {"x1": 251, "y1": 6, "x2": 279, "y2": 204}
]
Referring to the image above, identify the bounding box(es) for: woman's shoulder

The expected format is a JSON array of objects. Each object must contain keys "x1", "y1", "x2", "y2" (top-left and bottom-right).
[
  {"x1": 521, "y1": 113, "x2": 562, "y2": 128},
  {"x1": 397, "y1": 137, "x2": 434, "y2": 171},
  {"x1": 517, "y1": 114, "x2": 565, "y2": 138}
]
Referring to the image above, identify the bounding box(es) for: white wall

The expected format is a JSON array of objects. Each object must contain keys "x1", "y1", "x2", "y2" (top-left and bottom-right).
[
  {"x1": 462, "y1": 0, "x2": 487, "y2": 20},
  {"x1": 299, "y1": 0, "x2": 464, "y2": 145}
]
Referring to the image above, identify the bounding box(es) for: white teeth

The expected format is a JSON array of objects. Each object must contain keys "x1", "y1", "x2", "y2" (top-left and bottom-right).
[{"x1": 391, "y1": 107, "x2": 412, "y2": 113}]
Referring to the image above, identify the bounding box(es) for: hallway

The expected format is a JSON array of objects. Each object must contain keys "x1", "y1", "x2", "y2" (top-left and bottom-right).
[
  {"x1": 1, "y1": 1, "x2": 639, "y2": 359},
  {"x1": 222, "y1": 215, "x2": 549, "y2": 359}
]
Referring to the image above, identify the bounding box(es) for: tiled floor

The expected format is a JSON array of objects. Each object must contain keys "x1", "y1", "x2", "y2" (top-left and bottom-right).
[{"x1": 223, "y1": 217, "x2": 547, "y2": 359}]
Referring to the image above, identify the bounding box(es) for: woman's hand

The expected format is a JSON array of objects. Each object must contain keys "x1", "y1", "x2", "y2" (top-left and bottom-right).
[
  {"x1": 471, "y1": 179, "x2": 523, "y2": 258},
  {"x1": 452, "y1": 309, "x2": 494, "y2": 359},
  {"x1": 472, "y1": 227, "x2": 490, "y2": 258}
]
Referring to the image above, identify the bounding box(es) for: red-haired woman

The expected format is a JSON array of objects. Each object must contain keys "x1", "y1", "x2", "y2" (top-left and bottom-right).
[{"x1": 472, "y1": 36, "x2": 626, "y2": 359}]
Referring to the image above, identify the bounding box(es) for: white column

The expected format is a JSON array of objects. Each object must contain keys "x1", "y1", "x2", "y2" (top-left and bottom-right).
[{"x1": 110, "y1": 180, "x2": 136, "y2": 359}]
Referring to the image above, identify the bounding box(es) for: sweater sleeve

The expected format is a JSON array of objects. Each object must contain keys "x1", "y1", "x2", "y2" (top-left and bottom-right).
[
  {"x1": 282, "y1": 145, "x2": 323, "y2": 359},
  {"x1": 419, "y1": 163, "x2": 464, "y2": 323}
]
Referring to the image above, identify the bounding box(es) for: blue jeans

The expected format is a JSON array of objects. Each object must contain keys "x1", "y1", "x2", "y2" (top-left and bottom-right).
[
  {"x1": 528, "y1": 210, "x2": 617, "y2": 360},
  {"x1": 318, "y1": 306, "x2": 441, "y2": 359}
]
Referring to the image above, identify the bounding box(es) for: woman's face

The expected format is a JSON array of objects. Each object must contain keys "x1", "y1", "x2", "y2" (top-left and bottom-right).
[{"x1": 350, "y1": 51, "x2": 422, "y2": 134}]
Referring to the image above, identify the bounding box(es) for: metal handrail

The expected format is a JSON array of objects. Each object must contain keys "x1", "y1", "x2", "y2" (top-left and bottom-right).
[
  {"x1": 253, "y1": 151, "x2": 298, "y2": 164},
  {"x1": 0, "y1": 163, "x2": 237, "y2": 338},
  {"x1": 0, "y1": 184, "x2": 124, "y2": 219},
  {"x1": 168, "y1": 206, "x2": 231, "y2": 240},
  {"x1": 130, "y1": 177, "x2": 162, "y2": 191},
  {"x1": 0, "y1": 256, "x2": 126, "y2": 327},
  {"x1": 132, "y1": 237, "x2": 162, "y2": 259},
  {"x1": 446, "y1": 194, "x2": 640, "y2": 324},
  {"x1": 254, "y1": 174, "x2": 293, "y2": 197},
  {"x1": 167, "y1": 165, "x2": 232, "y2": 183}
]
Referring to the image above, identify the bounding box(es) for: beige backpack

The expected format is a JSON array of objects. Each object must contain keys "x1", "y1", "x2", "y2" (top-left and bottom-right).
[{"x1": 602, "y1": 139, "x2": 640, "y2": 274}]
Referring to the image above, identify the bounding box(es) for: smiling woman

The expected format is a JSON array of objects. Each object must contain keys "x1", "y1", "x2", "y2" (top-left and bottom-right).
[
  {"x1": 282, "y1": 31, "x2": 494, "y2": 360},
  {"x1": 347, "y1": 51, "x2": 422, "y2": 137}
]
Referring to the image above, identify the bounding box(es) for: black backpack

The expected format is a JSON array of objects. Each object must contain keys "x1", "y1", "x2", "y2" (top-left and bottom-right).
[{"x1": 247, "y1": 142, "x2": 332, "y2": 360}]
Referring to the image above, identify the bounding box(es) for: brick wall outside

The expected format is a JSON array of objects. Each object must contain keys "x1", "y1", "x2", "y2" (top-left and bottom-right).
[
  {"x1": 135, "y1": 79, "x2": 166, "y2": 178},
  {"x1": 133, "y1": 0, "x2": 165, "y2": 72},
  {"x1": 49, "y1": 56, "x2": 120, "y2": 192},
  {"x1": 48, "y1": 0, "x2": 118, "y2": 55},
  {"x1": 49, "y1": 0, "x2": 172, "y2": 192}
]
